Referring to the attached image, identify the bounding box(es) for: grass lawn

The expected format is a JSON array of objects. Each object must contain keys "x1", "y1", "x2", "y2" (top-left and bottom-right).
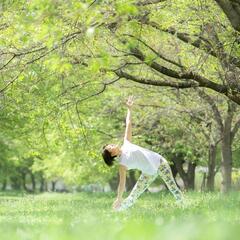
[{"x1": 0, "y1": 191, "x2": 240, "y2": 240}]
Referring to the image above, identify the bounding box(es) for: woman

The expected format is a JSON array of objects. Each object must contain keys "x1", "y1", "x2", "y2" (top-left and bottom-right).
[{"x1": 102, "y1": 96, "x2": 183, "y2": 211}]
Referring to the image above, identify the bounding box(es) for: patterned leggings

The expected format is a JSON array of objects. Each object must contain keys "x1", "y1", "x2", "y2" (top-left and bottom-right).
[{"x1": 117, "y1": 159, "x2": 183, "y2": 211}]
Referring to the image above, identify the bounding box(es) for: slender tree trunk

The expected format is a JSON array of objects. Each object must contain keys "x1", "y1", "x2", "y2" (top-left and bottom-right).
[
  {"x1": 1, "y1": 179, "x2": 7, "y2": 191},
  {"x1": 170, "y1": 163, "x2": 181, "y2": 188},
  {"x1": 221, "y1": 131, "x2": 232, "y2": 193},
  {"x1": 30, "y1": 173, "x2": 36, "y2": 192},
  {"x1": 40, "y1": 175, "x2": 45, "y2": 192},
  {"x1": 10, "y1": 176, "x2": 21, "y2": 190},
  {"x1": 187, "y1": 162, "x2": 196, "y2": 190},
  {"x1": 126, "y1": 170, "x2": 137, "y2": 191},
  {"x1": 207, "y1": 143, "x2": 217, "y2": 191},
  {"x1": 51, "y1": 181, "x2": 56, "y2": 191},
  {"x1": 45, "y1": 182, "x2": 48, "y2": 192},
  {"x1": 220, "y1": 104, "x2": 234, "y2": 194},
  {"x1": 172, "y1": 155, "x2": 196, "y2": 190},
  {"x1": 108, "y1": 175, "x2": 119, "y2": 191},
  {"x1": 201, "y1": 172, "x2": 207, "y2": 192},
  {"x1": 21, "y1": 172, "x2": 28, "y2": 191}
]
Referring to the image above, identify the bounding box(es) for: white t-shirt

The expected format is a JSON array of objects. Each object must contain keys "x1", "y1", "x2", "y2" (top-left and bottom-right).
[{"x1": 118, "y1": 139, "x2": 165, "y2": 175}]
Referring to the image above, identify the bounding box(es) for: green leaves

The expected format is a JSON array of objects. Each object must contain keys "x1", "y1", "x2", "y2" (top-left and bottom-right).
[
  {"x1": 116, "y1": 2, "x2": 139, "y2": 16},
  {"x1": 1, "y1": 0, "x2": 239, "y2": 189}
]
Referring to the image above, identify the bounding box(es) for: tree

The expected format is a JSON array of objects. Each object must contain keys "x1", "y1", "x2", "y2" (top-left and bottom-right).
[
  {"x1": 198, "y1": 90, "x2": 240, "y2": 192},
  {"x1": 1, "y1": 0, "x2": 240, "y2": 192},
  {"x1": 1, "y1": 0, "x2": 240, "y2": 105}
]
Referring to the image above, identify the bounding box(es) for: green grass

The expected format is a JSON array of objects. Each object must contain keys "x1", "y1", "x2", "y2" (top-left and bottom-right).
[{"x1": 0, "y1": 191, "x2": 240, "y2": 240}]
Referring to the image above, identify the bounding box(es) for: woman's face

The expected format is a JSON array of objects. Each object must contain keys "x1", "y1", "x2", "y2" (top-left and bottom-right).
[{"x1": 105, "y1": 144, "x2": 119, "y2": 157}]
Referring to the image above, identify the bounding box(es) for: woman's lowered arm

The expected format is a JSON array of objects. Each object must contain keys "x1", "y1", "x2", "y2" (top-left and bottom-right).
[
  {"x1": 117, "y1": 165, "x2": 127, "y2": 199},
  {"x1": 112, "y1": 165, "x2": 127, "y2": 209}
]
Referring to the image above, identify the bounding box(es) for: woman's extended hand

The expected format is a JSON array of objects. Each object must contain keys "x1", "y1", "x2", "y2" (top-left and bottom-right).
[
  {"x1": 126, "y1": 96, "x2": 134, "y2": 108},
  {"x1": 112, "y1": 198, "x2": 122, "y2": 210}
]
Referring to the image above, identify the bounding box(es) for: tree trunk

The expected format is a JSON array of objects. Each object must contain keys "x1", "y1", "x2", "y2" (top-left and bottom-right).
[
  {"x1": 220, "y1": 103, "x2": 234, "y2": 193},
  {"x1": 10, "y1": 176, "x2": 21, "y2": 190},
  {"x1": 221, "y1": 132, "x2": 232, "y2": 193},
  {"x1": 45, "y1": 182, "x2": 48, "y2": 192},
  {"x1": 30, "y1": 173, "x2": 36, "y2": 192},
  {"x1": 1, "y1": 179, "x2": 7, "y2": 191},
  {"x1": 214, "y1": 0, "x2": 240, "y2": 32},
  {"x1": 169, "y1": 163, "x2": 181, "y2": 188},
  {"x1": 108, "y1": 175, "x2": 119, "y2": 191},
  {"x1": 51, "y1": 181, "x2": 56, "y2": 191},
  {"x1": 126, "y1": 170, "x2": 137, "y2": 191},
  {"x1": 207, "y1": 143, "x2": 217, "y2": 191},
  {"x1": 21, "y1": 172, "x2": 28, "y2": 191},
  {"x1": 187, "y1": 162, "x2": 196, "y2": 190},
  {"x1": 40, "y1": 175, "x2": 45, "y2": 192},
  {"x1": 172, "y1": 155, "x2": 196, "y2": 190},
  {"x1": 201, "y1": 172, "x2": 207, "y2": 192}
]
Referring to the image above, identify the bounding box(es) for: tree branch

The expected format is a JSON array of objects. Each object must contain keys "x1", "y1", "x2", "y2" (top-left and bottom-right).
[
  {"x1": 0, "y1": 69, "x2": 25, "y2": 94},
  {"x1": 115, "y1": 69, "x2": 200, "y2": 88},
  {"x1": 129, "y1": 47, "x2": 227, "y2": 93},
  {"x1": 214, "y1": 0, "x2": 240, "y2": 32},
  {"x1": 136, "y1": 0, "x2": 166, "y2": 6},
  {"x1": 146, "y1": 21, "x2": 240, "y2": 68},
  {"x1": 0, "y1": 31, "x2": 82, "y2": 93},
  {"x1": 197, "y1": 89, "x2": 224, "y2": 132},
  {"x1": 231, "y1": 117, "x2": 240, "y2": 140},
  {"x1": 123, "y1": 33, "x2": 184, "y2": 68}
]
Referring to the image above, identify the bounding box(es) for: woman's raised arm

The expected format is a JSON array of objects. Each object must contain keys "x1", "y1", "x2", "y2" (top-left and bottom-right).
[{"x1": 124, "y1": 96, "x2": 134, "y2": 142}]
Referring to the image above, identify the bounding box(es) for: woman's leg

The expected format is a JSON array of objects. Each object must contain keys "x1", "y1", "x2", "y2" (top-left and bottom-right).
[
  {"x1": 158, "y1": 160, "x2": 183, "y2": 202},
  {"x1": 117, "y1": 172, "x2": 157, "y2": 211}
]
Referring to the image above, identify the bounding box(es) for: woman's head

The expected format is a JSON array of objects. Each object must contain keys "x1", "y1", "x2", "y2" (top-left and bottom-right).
[{"x1": 102, "y1": 144, "x2": 121, "y2": 166}]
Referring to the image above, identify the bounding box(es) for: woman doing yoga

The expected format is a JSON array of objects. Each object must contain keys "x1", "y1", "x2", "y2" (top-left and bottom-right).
[{"x1": 102, "y1": 96, "x2": 183, "y2": 211}]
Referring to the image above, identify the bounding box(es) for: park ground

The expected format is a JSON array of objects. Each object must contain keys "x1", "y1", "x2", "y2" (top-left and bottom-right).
[{"x1": 0, "y1": 191, "x2": 240, "y2": 240}]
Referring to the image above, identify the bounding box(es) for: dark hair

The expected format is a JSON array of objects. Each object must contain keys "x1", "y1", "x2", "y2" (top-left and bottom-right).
[{"x1": 102, "y1": 144, "x2": 117, "y2": 167}]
